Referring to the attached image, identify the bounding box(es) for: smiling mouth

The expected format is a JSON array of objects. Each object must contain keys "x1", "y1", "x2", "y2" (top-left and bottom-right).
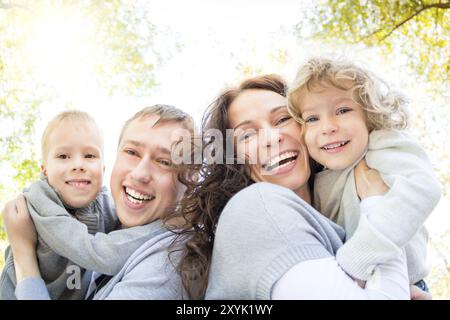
[
  {"x1": 262, "y1": 151, "x2": 299, "y2": 172},
  {"x1": 66, "y1": 180, "x2": 91, "y2": 187},
  {"x1": 124, "y1": 186, "x2": 155, "y2": 205},
  {"x1": 321, "y1": 140, "x2": 350, "y2": 151}
]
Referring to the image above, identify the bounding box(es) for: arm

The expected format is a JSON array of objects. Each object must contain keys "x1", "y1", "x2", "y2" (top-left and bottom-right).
[
  {"x1": 2, "y1": 196, "x2": 50, "y2": 300},
  {"x1": 272, "y1": 250, "x2": 409, "y2": 300},
  {"x1": 91, "y1": 234, "x2": 182, "y2": 300},
  {"x1": 363, "y1": 130, "x2": 441, "y2": 246},
  {"x1": 337, "y1": 132, "x2": 441, "y2": 281},
  {"x1": 24, "y1": 180, "x2": 154, "y2": 275}
]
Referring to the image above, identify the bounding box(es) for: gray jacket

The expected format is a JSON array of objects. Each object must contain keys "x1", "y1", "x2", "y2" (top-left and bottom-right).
[
  {"x1": 15, "y1": 220, "x2": 184, "y2": 300},
  {"x1": 0, "y1": 178, "x2": 163, "y2": 300}
]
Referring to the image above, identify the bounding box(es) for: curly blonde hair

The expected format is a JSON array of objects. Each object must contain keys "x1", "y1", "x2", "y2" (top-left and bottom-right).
[{"x1": 287, "y1": 58, "x2": 409, "y2": 131}]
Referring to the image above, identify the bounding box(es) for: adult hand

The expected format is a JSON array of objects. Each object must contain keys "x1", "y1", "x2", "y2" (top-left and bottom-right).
[
  {"x1": 354, "y1": 159, "x2": 390, "y2": 200},
  {"x1": 2, "y1": 195, "x2": 40, "y2": 281}
]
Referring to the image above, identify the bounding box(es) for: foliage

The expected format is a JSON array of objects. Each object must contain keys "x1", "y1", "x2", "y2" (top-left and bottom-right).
[
  {"x1": 0, "y1": 0, "x2": 162, "y2": 200},
  {"x1": 0, "y1": 0, "x2": 166, "y2": 245},
  {"x1": 295, "y1": 0, "x2": 449, "y2": 87}
]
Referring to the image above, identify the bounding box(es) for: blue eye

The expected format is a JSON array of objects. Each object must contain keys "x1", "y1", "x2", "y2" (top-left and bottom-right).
[{"x1": 304, "y1": 116, "x2": 319, "y2": 123}]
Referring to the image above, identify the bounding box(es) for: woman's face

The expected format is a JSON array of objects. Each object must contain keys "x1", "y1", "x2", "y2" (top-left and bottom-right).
[{"x1": 228, "y1": 89, "x2": 311, "y2": 200}]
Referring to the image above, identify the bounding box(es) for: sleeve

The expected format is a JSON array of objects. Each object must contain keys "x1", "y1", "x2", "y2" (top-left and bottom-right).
[
  {"x1": 208, "y1": 182, "x2": 345, "y2": 299},
  {"x1": 336, "y1": 130, "x2": 441, "y2": 280},
  {"x1": 15, "y1": 278, "x2": 51, "y2": 300},
  {"x1": 27, "y1": 211, "x2": 157, "y2": 275},
  {"x1": 24, "y1": 180, "x2": 155, "y2": 275},
  {"x1": 272, "y1": 251, "x2": 410, "y2": 300},
  {"x1": 95, "y1": 247, "x2": 182, "y2": 300}
]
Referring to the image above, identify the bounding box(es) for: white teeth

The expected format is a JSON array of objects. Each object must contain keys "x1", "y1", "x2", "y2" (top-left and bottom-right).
[
  {"x1": 125, "y1": 187, "x2": 153, "y2": 201},
  {"x1": 127, "y1": 194, "x2": 143, "y2": 204},
  {"x1": 265, "y1": 152, "x2": 298, "y2": 168},
  {"x1": 323, "y1": 141, "x2": 347, "y2": 150}
]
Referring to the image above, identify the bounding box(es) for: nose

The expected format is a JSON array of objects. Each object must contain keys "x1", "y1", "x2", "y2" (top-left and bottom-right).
[
  {"x1": 321, "y1": 116, "x2": 338, "y2": 135},
  {"x1": 130, "y1": 157, "x2": 152, "y2": 184},
  {"x1": 263, "y1": 128, "x2": 283, "y2": 148},
  {"x1": 71, "y1": 156, "x2": 86, "y2": 172}
]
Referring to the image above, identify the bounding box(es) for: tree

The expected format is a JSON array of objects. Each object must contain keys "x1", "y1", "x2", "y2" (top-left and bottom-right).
[
  {"x1": 0, "y1": 0, "x2": 171, "y2": 240},
  {"x1": 295, "y1": 0, "x2": 449, "y2": 85}
]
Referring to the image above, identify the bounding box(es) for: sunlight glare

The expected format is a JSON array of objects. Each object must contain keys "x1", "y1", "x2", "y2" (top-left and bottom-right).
[{"x1": 23, "y1": 9, "x2": 97, "y2": 96}]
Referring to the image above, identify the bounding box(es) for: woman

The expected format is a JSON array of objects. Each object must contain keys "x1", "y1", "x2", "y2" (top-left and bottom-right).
[
  {"x1": 172, "y1": 74, "x2": 412, "y2": 300},
  {"x1": 2, "y1": 105, "x2": 194, "y2": 299}
]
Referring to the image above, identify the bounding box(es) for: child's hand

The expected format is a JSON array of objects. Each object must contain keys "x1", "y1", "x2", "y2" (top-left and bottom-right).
[
  {"x1": 354, "y1": 159, "x2": 390, "y2": 199},
  {"x1": 2, "y1": 195, "x2": 40, "y2": 282},
  {"x1": 2, "y1": 195, "x2": 37, "y2": 253}
]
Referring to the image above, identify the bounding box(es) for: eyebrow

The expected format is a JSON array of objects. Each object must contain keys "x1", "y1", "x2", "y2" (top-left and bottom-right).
[
  {"x1": 233, "y1": 105, "x2": 287, "y2": 130},
  {"x1": 122, "y1": 140, "x2": 171, "y2": 155},
  {"x1": 122, "y1": 140, "x2": 144, "y2": 148},
  {"x1": 155, "y1": 146, "x2": 171, "y2": 155},
  {"x1": 301, "y1": 98, "x2": 354, "y2": 115}
]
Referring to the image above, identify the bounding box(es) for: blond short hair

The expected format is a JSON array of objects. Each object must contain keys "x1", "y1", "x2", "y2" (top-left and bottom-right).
[
  {"x1": 41, "y1": 110, "x2": 103, "y2": 163},
  {"x1": 118, "y1": 104, "x2": 195, "y2": 147},
  {"x1": 288, "y1": 58, "x2": 409, "y2": 131}
]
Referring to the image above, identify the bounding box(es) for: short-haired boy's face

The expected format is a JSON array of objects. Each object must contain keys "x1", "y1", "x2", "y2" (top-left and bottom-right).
[
  {"x1": 110, "y1": 115, "x2": 186, "y2": 228},
  {"x1": 299, "y1": 84, "x2": 369, "y2": 170},
  {"x1": 42, "y1": 121, "x2": 104, "y2": 208}
]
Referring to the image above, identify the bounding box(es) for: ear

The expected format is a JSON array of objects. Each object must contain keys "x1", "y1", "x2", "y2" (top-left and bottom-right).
[{"x1": 41, "y1": 164, "x2": 47, "y2": 176}]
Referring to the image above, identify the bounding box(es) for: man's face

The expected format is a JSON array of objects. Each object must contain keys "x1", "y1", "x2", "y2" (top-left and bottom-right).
[{"x1": 110, "y1": 115, "x2": 186, "y2": 228}]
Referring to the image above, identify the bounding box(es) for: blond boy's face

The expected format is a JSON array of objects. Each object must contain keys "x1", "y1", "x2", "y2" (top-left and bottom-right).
[
  {"x1": 42, "y1": 121, "x2": 104, "y2": 208},
  {"x1": 110, "y1": 116, "x2": 186, "y2": 228},
  {"x1": 299, "y1": 84, "x2": 369, "y2": 170}
]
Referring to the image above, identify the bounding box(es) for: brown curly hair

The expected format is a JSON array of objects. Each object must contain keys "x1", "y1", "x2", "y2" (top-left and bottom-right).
[{"x1": 168, "y1": 74, "x2": 318, "y2": 299}]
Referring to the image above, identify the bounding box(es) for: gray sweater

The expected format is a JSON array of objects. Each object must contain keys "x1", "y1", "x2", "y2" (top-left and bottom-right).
[
  {"x1": 313, "y1": 129, "x2": 442, "y2": 283},
  {"x1": 0, "y1": 178, "x2": 164, "y2": 300},
  {"x1": 15, "y1": 220, "x2": 184, "y2": 300},
  {"x1": 205, "y1": 182, "x2": 345, "y2": 300}
]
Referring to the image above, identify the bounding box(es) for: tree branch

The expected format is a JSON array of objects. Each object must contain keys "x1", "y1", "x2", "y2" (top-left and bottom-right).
[{"x1": 380, "y1": 2, "x2": 450, "y2": 41}]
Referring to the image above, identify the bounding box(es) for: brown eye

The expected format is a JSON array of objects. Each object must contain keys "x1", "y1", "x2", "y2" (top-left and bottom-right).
[
  {"x1": 275, "y1": 115, "x2": 291, "y2": 125},
  {"x1": 124, "y1": 149, "x2": 137, "y2": 156},
  {"x1": 158, "y1": 159, "x2": 171, "y2": 166},
  {"x1": 337, "y1": 107, "x2": 352, "y2": 115}
]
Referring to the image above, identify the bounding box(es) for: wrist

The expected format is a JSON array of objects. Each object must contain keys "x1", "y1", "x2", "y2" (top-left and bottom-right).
[{"x1": 13, "y1": 248, "x2": 41, "y2": 283}]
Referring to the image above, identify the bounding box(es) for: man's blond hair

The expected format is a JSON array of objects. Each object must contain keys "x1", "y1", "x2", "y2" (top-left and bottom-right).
[
  {"x1": 118, "y1": 104, "x2": 195, "y2": 147},
  {"x1": 41, "y1": 110, "x2": 103, "y2": 163}
]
